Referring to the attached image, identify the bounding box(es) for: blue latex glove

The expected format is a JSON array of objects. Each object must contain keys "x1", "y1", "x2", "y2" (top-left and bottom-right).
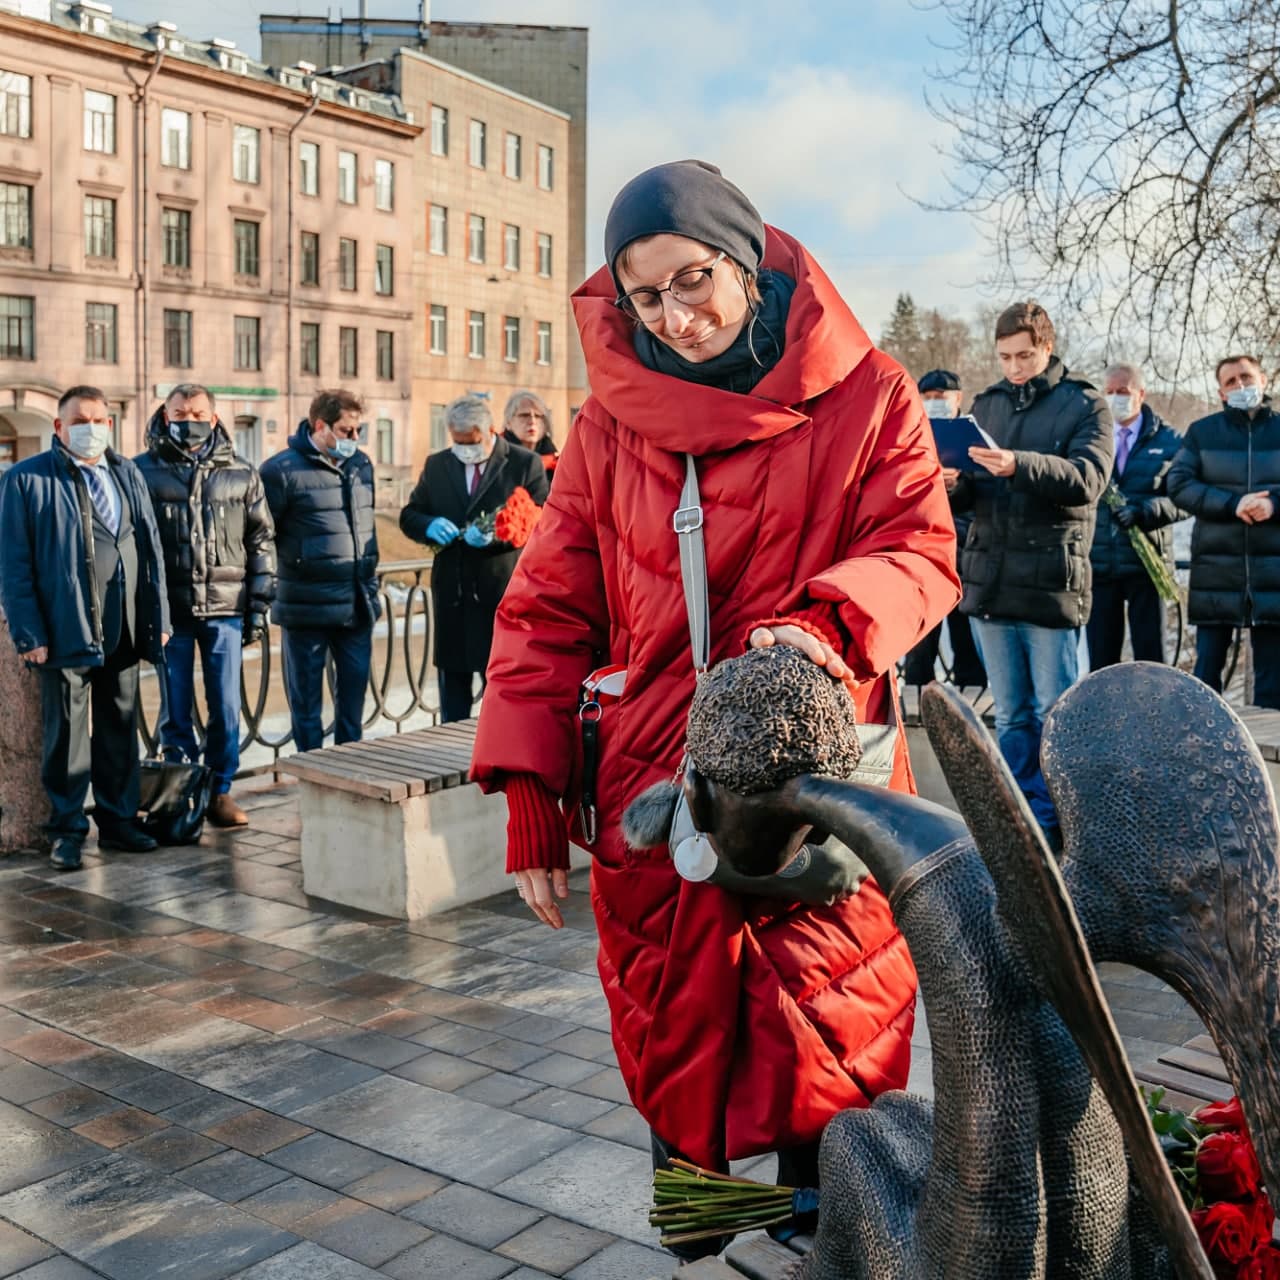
[
  {"x1": 463, "y1": 524, "x2": 494, "y2": 548},
  {"x1": 426, "y1": 516, "x2": 460, "y2": 546}
]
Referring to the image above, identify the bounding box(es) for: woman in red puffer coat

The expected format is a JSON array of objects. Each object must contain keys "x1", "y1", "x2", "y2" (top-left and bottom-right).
[{"x1": 472, "y1": 160, "x2": 960, "y2": 1258}]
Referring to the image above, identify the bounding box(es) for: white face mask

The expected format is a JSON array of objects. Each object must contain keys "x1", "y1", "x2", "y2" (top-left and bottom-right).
[
  {"x1": 67, "y1": 422, "x2": 112, "y2": 459},
  {"x1": 923, "y1": 398, "x2": 957, "y2": 420},
  {"x1": 1107, "y1": 394, "x2": 1138, "y2": 422},
  {"x1": 331, "y1": 438, "x2": 359, "y2": 460},
  {"x1": 1227, "y1": 384, "x2": 1264, "y2": 412},
  {"x1": 451, "y1": 442, "x2": 489, "y2": 465}
]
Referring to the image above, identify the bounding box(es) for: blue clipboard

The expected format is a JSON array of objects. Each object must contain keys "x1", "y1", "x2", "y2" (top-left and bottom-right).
[{"x1": 928, "y1": 414, "x2": 998, "y2": 470}]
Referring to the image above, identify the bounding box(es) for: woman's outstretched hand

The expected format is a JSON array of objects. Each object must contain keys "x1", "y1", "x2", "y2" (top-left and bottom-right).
[
  {"x1": 514, "y1": 867, "x2": 570, "y2": 929},
  {"x1": 749, "y1": 624, "x2": 850, "y2": 682}
]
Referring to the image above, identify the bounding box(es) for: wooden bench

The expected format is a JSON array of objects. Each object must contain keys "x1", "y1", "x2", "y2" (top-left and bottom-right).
[{"x1": 279, "y1": 720, "x2": 587, "y2": 919}]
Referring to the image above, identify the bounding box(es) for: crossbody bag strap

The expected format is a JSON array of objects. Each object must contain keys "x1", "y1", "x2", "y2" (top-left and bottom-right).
[{"x1": 674, "y1": 454, "x2": 710, "y2": 673}]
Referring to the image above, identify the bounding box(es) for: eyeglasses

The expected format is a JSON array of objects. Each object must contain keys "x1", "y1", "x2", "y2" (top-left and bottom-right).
[{"x1": 615, "y1": 252, "x2": 725, "y2": 321}]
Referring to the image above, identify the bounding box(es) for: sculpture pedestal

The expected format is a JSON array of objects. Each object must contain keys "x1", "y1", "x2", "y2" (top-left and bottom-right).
[{"x1": 0, "y1": 614, "x2": 49, "y2": 853}]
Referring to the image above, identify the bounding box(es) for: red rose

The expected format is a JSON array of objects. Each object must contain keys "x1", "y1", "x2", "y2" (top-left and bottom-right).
[
  {"x1": 1197, "y1": 1098, "x2": 1248, "y2": 1133},
  {"x1": 1193, "y1": 1202, "x2": 1257, "y2": 1269},
  {"x1": 1239, "y1": 1244, "x2": 1280, "y2": 1280},
  {"x1": 493, "y1": 486, "x2": 542, "y2": 548},
  {"x1": 1198, "y1": 1131, "x2": 1264, "y2": 1202},
  {"x1": 1246, "y1": 1193, "x2": 1276, "y2": 1246}
]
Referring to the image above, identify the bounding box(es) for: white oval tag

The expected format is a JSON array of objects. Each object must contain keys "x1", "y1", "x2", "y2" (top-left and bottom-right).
[{"x1": 673, "y1": 833, "x2": 718, "y2": 882}]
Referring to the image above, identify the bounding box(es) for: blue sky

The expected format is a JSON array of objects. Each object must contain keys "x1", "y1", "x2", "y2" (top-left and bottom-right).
[{"x1": 109, "y1": 0, "x2": 990, "y2": 338}]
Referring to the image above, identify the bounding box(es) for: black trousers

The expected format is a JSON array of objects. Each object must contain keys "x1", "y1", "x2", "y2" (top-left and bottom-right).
[
  {"x1": 38, "y1": 640, "x2": 140, "y2": 841},
  {"x1": 1086, "y1": 574, "x2": 1166, "y2": 668},
  {"x1": 901, "y1": 607, "x2": 986, "y2": 686},
  {"x1": 1194, "y1": 624, "x2": 1280, "y2": 708},
  {"x1": 437, "y1": 669, "x2": 485, "y2": 724}
]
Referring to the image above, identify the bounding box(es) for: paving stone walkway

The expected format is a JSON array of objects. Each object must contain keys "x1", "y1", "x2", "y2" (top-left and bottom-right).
[{"x1": 0, "y1": 778, "x2": 1203, "y2": 1279}]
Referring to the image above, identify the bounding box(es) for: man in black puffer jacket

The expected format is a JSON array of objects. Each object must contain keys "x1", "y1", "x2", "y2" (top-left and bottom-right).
[
  {"x1": 260, "y1": 389, "x2": 380, "y2": 752},
  {"x1": 951, "y1": 301, "x2": 1112, "y2": 843},
  {"x1": 1169, "y1": 354, "x2": 1280, "y2": 707},
  {"x1": 1087, "y1": 362, "x2": 1185, "y2": 667},
  {"x1": 135, "y1": 383, "x2": 275, "y2": 827}
]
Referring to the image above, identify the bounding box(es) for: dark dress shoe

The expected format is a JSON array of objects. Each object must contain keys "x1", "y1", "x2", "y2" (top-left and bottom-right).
[
  {"x1": 97, "y1": 824, "x2": 158, "y2": 853},
  {"x1": 49, "y1": 838, "x2": 83, "y2": 870}
]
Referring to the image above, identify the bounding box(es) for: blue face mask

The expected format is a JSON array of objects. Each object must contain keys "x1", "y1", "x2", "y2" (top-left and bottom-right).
[
  {"x1": 1226, "y1": 384, "x2": 1264, "y2": 412},
  {"x1": 330, "y1": 438, "x2": 358, "y2": 460}
]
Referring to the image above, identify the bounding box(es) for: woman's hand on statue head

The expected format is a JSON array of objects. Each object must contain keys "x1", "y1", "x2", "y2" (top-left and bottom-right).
[
  {"x1": 514, "y1": 867, "x2": 570, "y2": 929},
  {"x1": 748, "y1": 624, "x2": 849, "y2": 682}
]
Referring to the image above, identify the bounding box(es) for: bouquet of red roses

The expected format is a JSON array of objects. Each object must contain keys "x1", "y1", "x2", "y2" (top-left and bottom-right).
[
  {"x1": 466, "y1": 486, "x2": 543, "y2": 549},
  {"x1": 1147, "y1": 1090, "x2": 1278, "y2": 1277}
]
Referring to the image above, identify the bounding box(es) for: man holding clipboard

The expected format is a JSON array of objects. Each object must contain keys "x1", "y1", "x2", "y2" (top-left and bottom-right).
[{"x1": 947, "y1": 303, "x2": 1113, "y2": 849}]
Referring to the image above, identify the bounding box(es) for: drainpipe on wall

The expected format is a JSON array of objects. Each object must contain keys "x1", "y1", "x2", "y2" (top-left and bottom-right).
[
  {"x1": 132, "y1": 45, "x2": 165, "y2": 451},
  {"x1": 284, "y1": 81, "x2": 320, "y2": 440}
]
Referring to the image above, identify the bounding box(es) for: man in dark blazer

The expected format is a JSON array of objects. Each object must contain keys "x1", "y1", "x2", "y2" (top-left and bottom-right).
[
  {"x1": 400, "y1": 394, "x2": 549, "y2": 722},
  {"x1": 0, "y1": 386, "x2": 170, "y2": 869}
]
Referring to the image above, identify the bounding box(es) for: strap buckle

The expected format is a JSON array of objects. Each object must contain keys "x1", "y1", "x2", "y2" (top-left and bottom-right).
[{"x1": 673, "y1": 505, "x2": 704, "y2": 534}]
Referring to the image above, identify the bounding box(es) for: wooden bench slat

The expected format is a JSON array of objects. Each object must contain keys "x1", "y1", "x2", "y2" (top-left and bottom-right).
[
  {"x1": 281, "y1": 761, "x2": 407, "y2": 802},
  {"x1": 1158, "y1": 1045, "x2": 1230, "y2": 1083},
  {"x1": 338, "y1": 740, "x2": 472, "y2": 777},
  {"x1": 1184, "y1": 1034, "x2": 1219, "y2": 1055},
  {"x1": 1133, "y1": 1061, "x2": 1234, "y2": 1103},
  {"x1": 291, "y1": 748, "x2": 434, "y2": 793}
]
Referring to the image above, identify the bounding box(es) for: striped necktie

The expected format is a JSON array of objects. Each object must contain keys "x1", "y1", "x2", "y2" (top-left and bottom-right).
[{"x1": 82, "y1": 465, "x2": 118, "y2": 534}]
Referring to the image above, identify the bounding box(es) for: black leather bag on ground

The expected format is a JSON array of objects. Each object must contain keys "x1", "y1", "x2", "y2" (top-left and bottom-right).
[{"x1": 138, "y1": 759, "x2": 213, "y2": 845}]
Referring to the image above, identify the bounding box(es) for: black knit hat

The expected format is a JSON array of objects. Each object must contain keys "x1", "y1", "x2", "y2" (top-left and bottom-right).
[
  {"x1": 918, "y1": 369, "x2": 962, "y2": 393},
  {"x1": 604, "y1": 160, "x2": 766, "y2": 293}
]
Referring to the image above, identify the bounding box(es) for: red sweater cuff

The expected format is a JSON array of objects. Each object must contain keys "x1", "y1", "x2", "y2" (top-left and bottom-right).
[{"x1": 504, "y1": 773, "x2": 571, "y2": 873}]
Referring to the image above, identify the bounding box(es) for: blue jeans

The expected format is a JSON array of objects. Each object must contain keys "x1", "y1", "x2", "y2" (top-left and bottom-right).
[
  {"x1": 969, "y1": 618, "x2": 1081, "y2": 830},
  {"x1": 282, "y1": 626, "x2": 373, "y2": 753},
  {"x1": 158, "y1": 617, "x2": 242, "y2": 795}
]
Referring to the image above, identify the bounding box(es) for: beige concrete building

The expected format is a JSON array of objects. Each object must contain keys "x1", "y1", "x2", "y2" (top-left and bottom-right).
[
  {"x1": 0, "y1": 0, "x2": 420, "y2": 504},
  {"x1": 259, "y1": 12, "x2": 589, "y2": 438}
]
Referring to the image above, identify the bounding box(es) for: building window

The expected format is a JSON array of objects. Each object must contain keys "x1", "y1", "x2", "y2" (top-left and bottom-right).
[
  {"x1": 503, "y1": 315, "x2": 520, "y2": 364},
  {"x1": 0, "y1": 183, "x2": 31, "y2": 249},
  {"x1": 234, "y1": 219, "x2": 260, "y2": 277},
  {"x1": 538, "y1": 144, "x2": 554, "y2": 191},
  {"x1": 468, "y1": 310, "x2": 485, "y2": 359},
  {"x1": 234, "y1": 316, "x2": 260, "y2": 370},
  {"x1": 339, "y1": 325, "x2": 358, "y2": 377},
  {"x1": 337, "y1": 150, "x2": 356, "y2": 203},
  {"x1": 161, "y1": 108, "x2": 191, "y2": 169},
  {"x1": 163, "y1": 308, "x2": 191, "y2": 367},
  {"x1": 429, "y1": 304, "x2": 447, "y2": 355},
  {"x1": 83, "y1": 90, "x2": 116, "y2": 154},
  {"x1": 338, "y1": 237, "x2": 357, "y2": 291},
  {"x1": 300, "y1": 321, "x2": 320, "y2": 374},
  {"x1": 468, "y1": 214, "x2": 485, "y2": 264},
  {"x1": 83, "y1": 196, "x2": 116, "y2": 259},
  {"x1": 429, "y1": 403, "x2": 448, "y2": 451},
  {"x1": 505, "y1": 132, "x2": 521, "y2": 180},
  {"x1": 233, "y1": 124, "x2": 260, "y2": 183},
  {"x1": 0, "y1": 72, "x2": 32, "y2": 139},
  {"x1": 376, "y1": 329, "x2": 394, "y2": 380},
  {"x1": 0, "y1": 295, "x2": 34, "y2": 359},
  {"x1": 537, "y1": 231, "x2": 553, "y2": 278},
  {"x1": 430, "y1": 104, "x2": 448, "y2": 156},
  {"x1": 85, "y1": 302, "x2": 117, "y2": 364},
  {"x1": 374, "y1": 158, "x2": 394, "y2": 211},
  {"x1": 537, "y1": 320, "x2": 552, "y2": 366},
  {"x1": 298, "y1": 140, "x2": 319, "y2": 195},
  {"x1": 429, "y1": 204, "x2": 447, "y2": 256},
  {"x1": 300, "y1": 231, "x2": 319, "y2": 286},
  {"x1": 469, "y1": 119, "x2": 486, "y2": 168},
  {"x1": 374, "y1": 244, "x2": 393, "y2": 295},
  {"x1": 503, "y1": 224, "x2": 520, "y2": 272},
  {"x1": 162, "y1": 208, "x2": 190, "y2": 267},
  {"x1": 376, "y1": 417, "x2": 393, "y2": 465}
]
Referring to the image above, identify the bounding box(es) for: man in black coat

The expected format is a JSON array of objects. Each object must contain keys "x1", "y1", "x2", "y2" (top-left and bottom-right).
[
  {"x1": 260, "y1": 389, "x2": 380, "y2": 753},
  {"x1": 1086, "y1": 363, "x2": 1185, "y2": 668},
  {"x1": 135, "y1": 383, "x2": 275, "y2": 827},
  {"x1": 0, "y1": 385, "x2": 171, "y2": 869},
  {"x1": 400, "y1": 394, "x2": 549, "y2": 722},
  {"x1": 1168, "y1": 354, "x2": 1280, "y2": 706},
  {"x1": 950, "y1": 301, "x2": 1112, "y2": 842}
]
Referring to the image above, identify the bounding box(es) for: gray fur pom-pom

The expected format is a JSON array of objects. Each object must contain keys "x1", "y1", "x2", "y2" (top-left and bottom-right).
[{"x1": 622, "y1": 780, "x2": 680, "y2": 850}]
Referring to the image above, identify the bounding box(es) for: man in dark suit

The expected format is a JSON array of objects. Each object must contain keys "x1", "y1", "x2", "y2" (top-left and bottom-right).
[
  {"x1": 0, "y1": 386, "x2": 170, "y2": 869},
  {"x1": 399, "y1": 394, "x2": 549, "y2": 722}
]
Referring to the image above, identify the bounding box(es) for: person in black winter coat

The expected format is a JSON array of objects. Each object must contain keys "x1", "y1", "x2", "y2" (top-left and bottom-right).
[
  {"x1": 260, "y1": 389, "x2": 380, "y2": 753},
  {"x1": 135, "y1": 383, "x2": 275, "y2": 827},
  {"x1": 950, "y1": 302, "x2": 1112, "y2": 841},
  {"x1": 1086, "y1": 363, "x2": 1185, "y2": 668},
  {"x1": 0, "y1": 385, "x2": 171, "y2": 869},
  {"x1": 1168, "y1": 354, "x2": 1280, "y2": 707},
  {"x1": 400, "y1": 394, "x2": 550, "y2": 722},
  {"x1": 501, "y1": 389, "x2": 559, "y2": 483}
]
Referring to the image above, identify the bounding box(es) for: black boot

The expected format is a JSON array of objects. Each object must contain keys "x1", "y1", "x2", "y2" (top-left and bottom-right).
[
  {"x1": 96, "y1": 822, "x2": 158, "y2": 853},
  {"x1": 49, "y1": 837, "x2": 83, "y2": 871}
]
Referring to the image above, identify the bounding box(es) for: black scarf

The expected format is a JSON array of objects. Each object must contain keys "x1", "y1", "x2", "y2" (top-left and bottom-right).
[{"x1": 633, "y1": 269, "x2": 795, "y2": 394}]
